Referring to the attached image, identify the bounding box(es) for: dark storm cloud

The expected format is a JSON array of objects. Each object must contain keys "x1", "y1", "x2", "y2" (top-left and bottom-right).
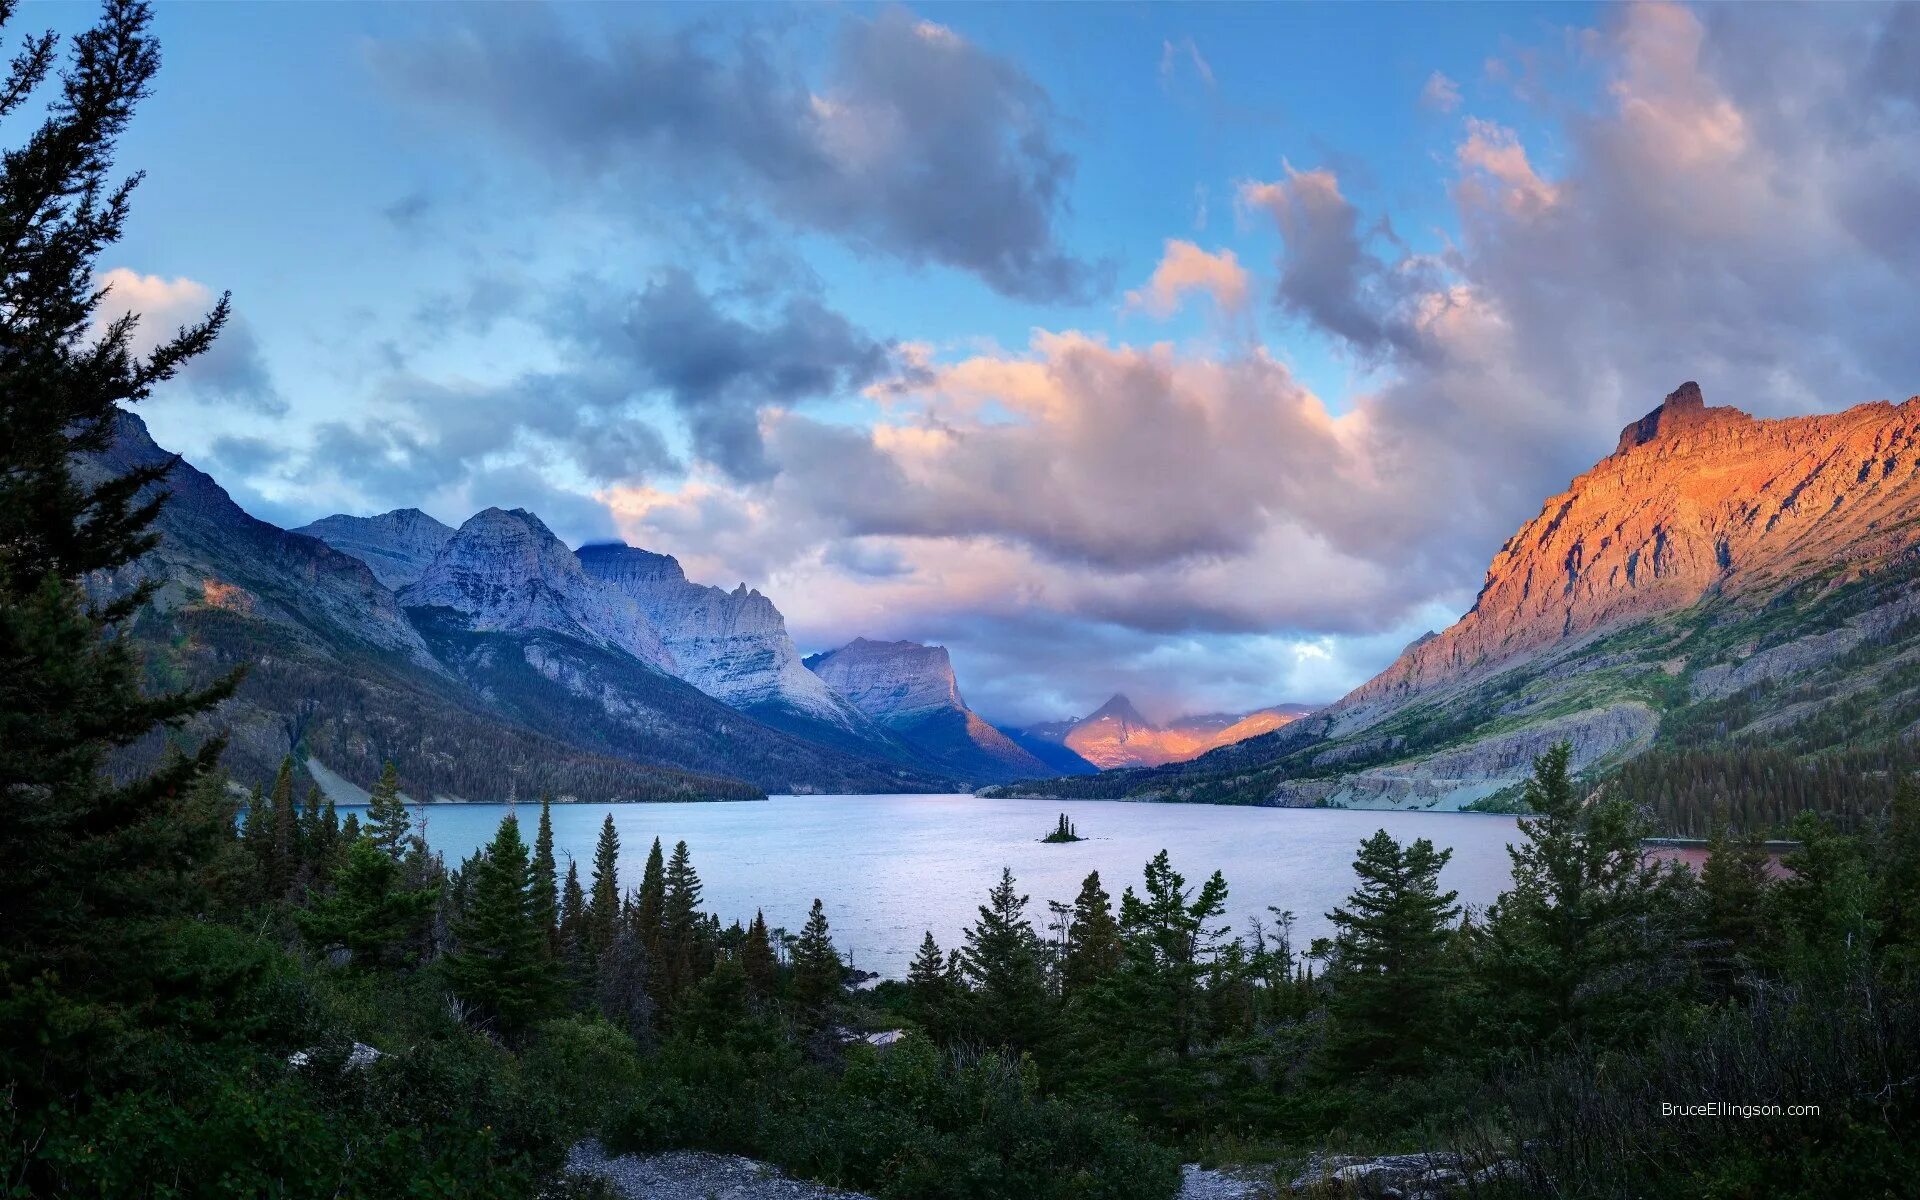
[{"x1": 370, "y1": 8, "x2": 1098, "y2": 303}]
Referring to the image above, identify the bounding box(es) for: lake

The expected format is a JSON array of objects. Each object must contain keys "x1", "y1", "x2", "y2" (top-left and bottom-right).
[{"x1": 364, "y1": 794, "x2": 1524, "y2": 978}]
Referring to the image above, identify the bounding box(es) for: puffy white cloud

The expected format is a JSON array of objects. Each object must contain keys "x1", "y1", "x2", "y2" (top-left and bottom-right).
[{"x1": 1125, "y1": 240, "x2": 1250, "y2": 318}]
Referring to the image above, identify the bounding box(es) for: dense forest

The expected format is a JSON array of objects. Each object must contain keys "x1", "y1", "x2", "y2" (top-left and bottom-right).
[{"x1": 4, "y1": 5, "x2": 1918, "y2": 1198}]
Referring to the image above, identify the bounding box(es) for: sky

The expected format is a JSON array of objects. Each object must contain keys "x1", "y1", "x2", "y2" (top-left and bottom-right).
[{"x1": 63, "y1": 0, "x2": 1920, "y2": 726}]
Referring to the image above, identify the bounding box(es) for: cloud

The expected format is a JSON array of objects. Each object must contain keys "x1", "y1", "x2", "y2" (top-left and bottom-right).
[
  {"x1": 558, "y1": 269, "x2": 895, "y2": 481},
  {"x1": 1124, "y1": 240, "x2": 1250, "y2": 318},
  {"x1": 1421, "y1": 70, "x2": 1463, "y2": 112},
  {"x1": 96, "y1": 268, "x2": 285, "y2": 415},
  {"x1": 1237, "y1": 167, "x2": 1425, "y2": 355},
  {"x1": 582, "y1": 1, "x2": 1920, "y2": 720},
  {"x1": 371, "y1": 8, "x2": 1097, "y2": 302},
  {"x1": 1455, "y1": 118, "x2": 1560, "y2": 215}
]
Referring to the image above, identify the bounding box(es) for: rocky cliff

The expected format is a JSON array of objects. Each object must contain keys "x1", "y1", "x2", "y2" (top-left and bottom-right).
[
  {"x1": 805, "y1": 639, "x2": 1051, "y2": 785},
  {"x1": 295, "y1": 509, "x2": 454, "y2": 589},
  {"x1": 575, "y1": 543, "x2": 881, "y2": 741},
  {"x1": 999, "y1": 383, "x2": 1920, "y2": 809},
  {"x1": 1332, "y1": 382, "x2": 1920, "y2": 731},
  {"x1": 403, "y1": 509, "x2": 676, "y2": 673}
]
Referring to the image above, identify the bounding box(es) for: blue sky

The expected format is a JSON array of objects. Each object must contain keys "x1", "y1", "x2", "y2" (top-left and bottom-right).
[{"x1": 70, "y1": 1, "x2": 1920, "y2": 723}]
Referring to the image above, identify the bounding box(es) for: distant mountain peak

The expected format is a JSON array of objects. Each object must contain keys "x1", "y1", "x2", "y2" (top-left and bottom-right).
[
  {"x1": 806, "y1": 636, "x2": 1049, "y2": 784},
  {"x1": 1087, "y1": 693, "x2": 1152, "y2": 728},
  {"x1": 297, "y1": 507, "x2": 456, "y2": 589}
]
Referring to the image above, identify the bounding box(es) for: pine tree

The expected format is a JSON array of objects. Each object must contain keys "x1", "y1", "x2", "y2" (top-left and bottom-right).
[
  {"x1": 340, "y1": 811, "x2": 361, "y2": 842},
  {"x1": 633, "y1": 836, "x2": 667, "y2": 954},
  {"x1": 907, "y1": 930, "x2": 960, "y2": 1041},
  {"x1": 742, "y1": 909, "x2": 777, "y2": 1000},
  {"x1": 446, "y1": 812, "x2": 557, "y2": 1036},
  {"x1": 961, "y1": 867, "x2": 1056, "y2": 1055},
  {"x1": 0, "y1": 0, "x2": 235, "y2": 992},
  {"x1": 1110, "y1": 851, "x2": 1230, "y2": 1061},
  {"x1": 660, "y1": 839, "x2": 704, "y2": 1001},
  {"x1": 363, "y1": 760, "x2": 410, "y2": 860},
  {"x1": 1483, "y1": 742, "x2": 1685, "y2": 1046},
  {"x1": 584, "y1": 813, "x2": 621, "y2": 965},
  {"x1": 595, "y1": 926, "x2": 654, "y2": 1042},
  {"x1": 790, "y1": 898, "x2": 843, "y2": 1021},
  {"x1": 559, "y1": 859, "x2": 586, "y2": 949},
  {"x1": 1323, "y1": 830, "x2": 1460, "y2": 1077},
  {"x1": 1063, "y1": 870, "x2": 1122, "y2": 998},
  {"x1": 1698, "y1": 818, "x2": 1770, "y2": 994},
  {"x1": 265, "y1": 757, "x2": 298, "y2": 900},
  {"x1": 530, "y1": 796, "x2": 558, "y2": 952},
  {"x1": 297, "y1": 836, "x2": 436, "y2": 971},
  {"x1": 297, "y1": 782, "x2": 332, "y2": 885}
]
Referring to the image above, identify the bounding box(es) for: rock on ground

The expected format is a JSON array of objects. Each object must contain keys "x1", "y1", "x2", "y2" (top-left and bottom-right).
[{"x1": 566, "y1": 1142, "x2": 877, "y2": 1200}]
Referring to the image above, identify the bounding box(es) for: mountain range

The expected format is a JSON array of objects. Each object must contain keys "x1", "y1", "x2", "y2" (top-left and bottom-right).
[
  {"x1": 84, "y1": 414, "x2": 1087, "y2": 801},
  {"x1": 1007, "y1": 695, "x2": 1317, "y2": 770},
  {"x1": 995, "y1": 383, "x2": 1920, "y2": 810}
]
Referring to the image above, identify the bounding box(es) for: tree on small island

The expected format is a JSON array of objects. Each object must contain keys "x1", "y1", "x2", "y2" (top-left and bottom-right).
[{"x1": 1041, "y1": 813, "x2": 1084, "y2": 843}]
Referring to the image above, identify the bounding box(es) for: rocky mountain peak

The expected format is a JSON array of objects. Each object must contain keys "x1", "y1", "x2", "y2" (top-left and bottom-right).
[
  {"x1": 1086, "y1": 693, "x2": 1152, "y2": 729},
  {"x1": 806, "y1": 638, "x2": 963, "y2": 724},
  {"x1": 1338, "y1": 385, "x2": 1920, "y2": 731},
  {"x1": 297, "y1": 507, "x2": 455, "y2": 589},
  {"x1": 575, "y1": 542, "x2": 687, "y2": 585},
  {"x1": 579, "y1": 540, "x2": 873, "y2": 732},
  {"x1": 1613, "y1": 380, "x2": 1748, "y2": 454},
  {"x1": 403, "y1": 508, "x2": 673, "y2": 671}
]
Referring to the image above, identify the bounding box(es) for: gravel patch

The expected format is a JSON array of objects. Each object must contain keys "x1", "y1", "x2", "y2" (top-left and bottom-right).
[
  {"x1": 565, "y1": 1141, "x2": 876, "y2": 1200},
  {"x1": 1179, "y1": 1163, "x2": 1276, "y2": 1200}
]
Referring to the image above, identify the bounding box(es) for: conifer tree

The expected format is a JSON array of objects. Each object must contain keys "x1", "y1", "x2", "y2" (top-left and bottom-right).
[
  {"x1": 961, "y1": 867, "x2": 1055, "y2": 1054},
  {"x1": 447, "y1": 812, "x2": 556, "y2": 1036},
  {"x1": 742, "y1": 909, "x2": 777, "y2": 999},
  {"x1": 1698, "y1": 818, "x2": 1770, "y2": 994},
  {"x1": 559, "y1": 859, "x2": 586, "y2": 950},
  {"x1": 266, "y1": 757, "x2": 298, "y2": 900},
  {"x1": 1323, "y1": 830, "x2": 1460, "y2": 1077},
  {"x1": 297, "y1": 782, "x2": 330, "y2": 881},
  {"x1": 1063, "y1": 870, "x2": 1122, "y2": 998},
  {"x1": 677, "y1": 954, "x2": 752, "y2": 1044},
  {"x1": 363, "y1": 760, "x2": 409, "y2": 860},
  {"x1": 633, "y1": 836, "x2": 667, "y2": 954},
  {"x1": 595, "y1": 925, "x2": 654, "y2": 1042},
  {"x1": 530, "y1": 796, "x2": 558, "y2": 950},
  {"x1": 1483, "y1": 742, "x2": 1683, "y2": 1046},
  {"x1": 1109, "y1": 851, "x2": 1230, "y2": 1061},
  {"x1": 660, "y1": 839, "x2": 704, "y2": 1000},
  {"x1": 584, "y1": 813, "x2": 621, "y2": 964},
  {"x1": 790, "y1": 898, "x2": 844, "y2": 1020},
  {"x1": 297, "y1": 837, "x2": 436, "y2": 971},
  {"x1": 0, "y1": 0, "x2": 234, "y2": 990},
  {"x1": 907, "y1": 930, "x2": 960, "y2": 1041},
  {"x1": 340, "y1": 810, "x2": 361, "y2": 842}
]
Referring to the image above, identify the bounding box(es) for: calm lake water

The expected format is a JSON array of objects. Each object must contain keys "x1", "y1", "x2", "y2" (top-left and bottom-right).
[{"x1": 355, "y1": 795, "x2": 1524, "y2": 979}]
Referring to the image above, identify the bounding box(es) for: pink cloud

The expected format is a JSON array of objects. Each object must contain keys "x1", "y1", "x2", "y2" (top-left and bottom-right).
[{"x1": 1124, "y1": 239, "x2": 1251, "y2": 318}]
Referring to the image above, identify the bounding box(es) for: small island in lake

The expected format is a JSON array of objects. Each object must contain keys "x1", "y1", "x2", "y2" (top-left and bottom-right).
[{"x1": 1040, "y1": 813, "x2": 1084, "y2": 843}]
